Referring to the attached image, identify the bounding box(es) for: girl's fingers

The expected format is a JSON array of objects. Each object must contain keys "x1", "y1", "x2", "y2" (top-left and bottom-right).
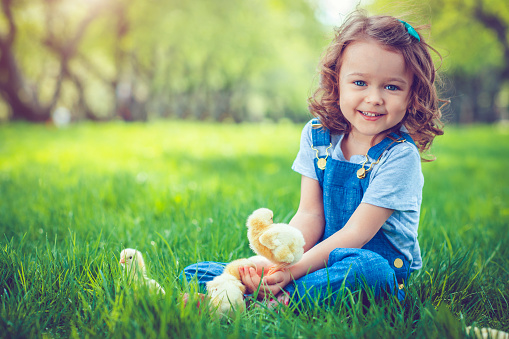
[
  {"x1": 240, "y1": 267, "x2": 256, "y2": 293},
  {"x1": 263, "y1": 270, "x2": 284, "y2": 285},
  {"x1": 240, "y1": 267, "x2": 285, "y2": 300},
  {"x1": 248, "y1": 268, "x2": 263, "y2": 288},
  {"x1": 243, "y1": 266, "x2": 267, "y2": 297},
  {"x1": 248, "y1": 256, "x2": 272, "y2": 276},
  {"x1": 248, "y1": 267, "x2": 271, "y2": 299}
]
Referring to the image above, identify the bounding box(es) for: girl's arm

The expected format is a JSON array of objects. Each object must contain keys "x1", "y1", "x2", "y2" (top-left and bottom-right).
[
  {"x1": 241, "y1": 176, "x2": 393, "y2": 298},
  {"x1": 285, "y1": 201, "x2": 393, "y2": 280},
  {"x1": 288, "y1": 175, "x2": 326, "y2": 252},
  {"x1": 240, "y1": 175, "x2": 324, "y2": 295}
]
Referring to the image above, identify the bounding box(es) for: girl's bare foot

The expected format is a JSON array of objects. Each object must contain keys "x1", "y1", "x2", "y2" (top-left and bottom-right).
[
  {"x1": 181, "y1": 292, "x2": 207, "y2": 308},
  {"x1": 276, "y1": 290, "x2": 290, "y2": 306},
  {"x1": 250, "y1": 291, "x2": 290, "y2": 311}
]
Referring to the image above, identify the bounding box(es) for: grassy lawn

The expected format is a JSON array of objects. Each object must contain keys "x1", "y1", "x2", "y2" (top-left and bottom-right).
[{"x1": 0, "y1": 121, "x2": 508, "y2": 338}]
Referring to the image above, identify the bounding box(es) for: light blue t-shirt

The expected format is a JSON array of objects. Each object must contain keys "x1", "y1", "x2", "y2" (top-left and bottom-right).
[{"x1": 292, "y1": 121, "x2": 423, "y2": 270}]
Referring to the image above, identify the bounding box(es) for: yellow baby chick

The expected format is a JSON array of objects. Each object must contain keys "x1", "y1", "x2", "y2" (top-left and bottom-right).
[
  {"x1": 119, "y1": 248, "x2": 165, "y2": 296},
  {"x1": 246, "y1": 208, "x2": 305, "y2": 275},
  {"x1": 206, "y1": 258, "x2": 256, "y2": 318}
]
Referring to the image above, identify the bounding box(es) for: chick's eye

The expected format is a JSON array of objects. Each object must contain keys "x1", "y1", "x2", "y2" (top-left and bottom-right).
[
  {"x1": 129, "y1": 256, "x2": 132, "y2": 259},
  {"x1": 353, "y1": 80, "x2": 366, "y2": 86},
  {"x1": 385, "y1": 84, "x2": 399, "y2": 91}
]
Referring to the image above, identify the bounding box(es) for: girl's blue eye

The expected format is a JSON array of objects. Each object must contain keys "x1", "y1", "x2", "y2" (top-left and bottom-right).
[
  {"x1": 354, "y1": 81, "x2": 366, "y2": 86},
  {"x1": 385, "y1": 85, "x2": 399, "y2": 91}
]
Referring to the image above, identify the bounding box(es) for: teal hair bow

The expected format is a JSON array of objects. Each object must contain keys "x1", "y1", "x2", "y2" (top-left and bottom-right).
[{"x1": 399, "y1": 20, "x2": 420, "y2": 42}]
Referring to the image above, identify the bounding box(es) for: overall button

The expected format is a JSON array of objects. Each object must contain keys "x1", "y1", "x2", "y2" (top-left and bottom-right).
[
  {"x1": 317, "y1": 158, "x2": 327, "y2": 170},
  {"x1": 398, "y1": 283, "x2": 405, "y2": 290},
  {"x1": 394, "y1": 258, "x2": 404, "y2": 268}
]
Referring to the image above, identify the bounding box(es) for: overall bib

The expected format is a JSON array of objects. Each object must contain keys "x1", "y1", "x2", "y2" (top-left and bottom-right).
[{"x1": 183, "y1": 119, "x2": 413, "y2": 304}]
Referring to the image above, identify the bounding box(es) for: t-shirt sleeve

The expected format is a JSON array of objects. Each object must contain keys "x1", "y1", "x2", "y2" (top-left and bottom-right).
[
  {"x1": 362, "y1": 144, "x2": 423, "y2": 212},
  {"x1": 291, "y1": 121, "x2": 318, "y2": 180}
]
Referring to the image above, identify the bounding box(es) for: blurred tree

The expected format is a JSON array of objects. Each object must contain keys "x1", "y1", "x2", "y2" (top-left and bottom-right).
[
  {"x1": 0, "y1": 0, "x2": 110, "y2": 121},
  {"x1": 0, "y1": 0, "x2": 49, "y2": 121},
  {"x1": 370, "y1": 0, "x2": 509, "y2": 123},
  {"x1": 0, "y1": 0, "x2": 326, "y2": 123},
  {"x1": 137, "y1": 0, "x2": 326, "y2": 122}
]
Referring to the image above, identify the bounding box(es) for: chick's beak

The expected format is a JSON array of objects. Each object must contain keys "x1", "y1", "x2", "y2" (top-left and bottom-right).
[{"x1": 119, "y1": 258, "x2": 125, "y2": 264}]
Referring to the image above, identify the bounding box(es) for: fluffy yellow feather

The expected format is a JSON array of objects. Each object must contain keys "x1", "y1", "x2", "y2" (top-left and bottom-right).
[
  {"x1": 206, "y1": 258, "x2": 256, "y2": 318},
  {"x1": 246, "y1": 208, "x2": 305, "y2": 274},
  {"x1": 119, "y1": 248, "x2": 165, "y2": 296}
]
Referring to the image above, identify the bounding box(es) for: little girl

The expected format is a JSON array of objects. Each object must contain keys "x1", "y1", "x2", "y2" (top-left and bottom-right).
[{"x1": 183, "y1": 11, "x2": 444, "y2": 307}]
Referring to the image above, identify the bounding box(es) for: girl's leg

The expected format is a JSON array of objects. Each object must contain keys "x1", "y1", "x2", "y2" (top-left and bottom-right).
[
  {"x1": 284, "y1": 248, "x2": 401, "y2": 307},
  {"x1": 181, "y1": 261, "x2": 227, "y2": 293}
]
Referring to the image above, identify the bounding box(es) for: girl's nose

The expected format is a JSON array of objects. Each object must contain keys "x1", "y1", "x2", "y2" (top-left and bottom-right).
[{"x1": 365, "y1": 88, "x2": 383, "y2": 105}]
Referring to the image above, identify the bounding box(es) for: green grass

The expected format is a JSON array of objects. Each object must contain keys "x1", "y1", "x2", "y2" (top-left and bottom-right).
[{"x1": 0, "y1": 121, "x2": 508, "y2": 338}]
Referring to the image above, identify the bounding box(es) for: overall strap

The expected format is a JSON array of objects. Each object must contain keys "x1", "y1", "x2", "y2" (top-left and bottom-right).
[
  {"x1": 311, "y1": 118, "x2": 330, "y2": 147},
  {"x1": 367, "y1": 131, "x2": 415, "y2": 160},
  {"x1": 310, "y1": 118, "x2": 331, "y2": 187}
]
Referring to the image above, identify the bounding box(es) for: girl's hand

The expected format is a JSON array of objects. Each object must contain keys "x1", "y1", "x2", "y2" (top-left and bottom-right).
[
  {"x1": 248, "y1": 255, "x2": 273, "y2": 276},
  {"x1": 239, "y1": 266, "x2": 292, "y2": 300}
]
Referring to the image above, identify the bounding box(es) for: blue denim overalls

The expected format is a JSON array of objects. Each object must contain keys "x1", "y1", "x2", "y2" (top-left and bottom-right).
[
  {"x1": 281, "y1": 119, "x2": 414, "y2": 304},
  {"x1": 183, "y1": 119, "x2": 414, "y2": 304}
]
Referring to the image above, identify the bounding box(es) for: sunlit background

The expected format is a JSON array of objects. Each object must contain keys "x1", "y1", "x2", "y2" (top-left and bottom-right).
[{"x1": 0, "y1": 0, "x2": 507, "y2": 124}]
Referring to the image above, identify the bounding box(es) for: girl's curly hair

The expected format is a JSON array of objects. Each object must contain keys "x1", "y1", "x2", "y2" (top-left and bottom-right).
[{"x1": 308, "y1": 11, "x2": 445, "y2": 160}]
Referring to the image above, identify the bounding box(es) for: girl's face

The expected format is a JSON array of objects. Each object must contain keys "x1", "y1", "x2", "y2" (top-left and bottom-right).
[{"x1": 338, "y1": 39, "x2": 413, "y2": 144}]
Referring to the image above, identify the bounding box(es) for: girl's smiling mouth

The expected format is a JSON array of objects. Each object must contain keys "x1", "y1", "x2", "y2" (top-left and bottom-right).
[{"x1": 359, "y1": 110, "x2": 384, "y2": 117}]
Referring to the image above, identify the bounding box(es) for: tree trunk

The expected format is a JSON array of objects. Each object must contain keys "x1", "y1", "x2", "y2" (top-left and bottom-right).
[{"x1": 0, "y1": 0, "x2": 50, "y2": 121}]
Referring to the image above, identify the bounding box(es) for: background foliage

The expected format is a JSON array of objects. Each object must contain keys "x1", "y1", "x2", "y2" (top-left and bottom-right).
[
  {"x1": 0, "y1": 0, "x2": 325, "y2": 123},
  {"x1": 1, "y1": 0, "x2": 508, "y2": 123},
  {"x1": 370, "y1": 0, "x2": 509, "y2": 123}
]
